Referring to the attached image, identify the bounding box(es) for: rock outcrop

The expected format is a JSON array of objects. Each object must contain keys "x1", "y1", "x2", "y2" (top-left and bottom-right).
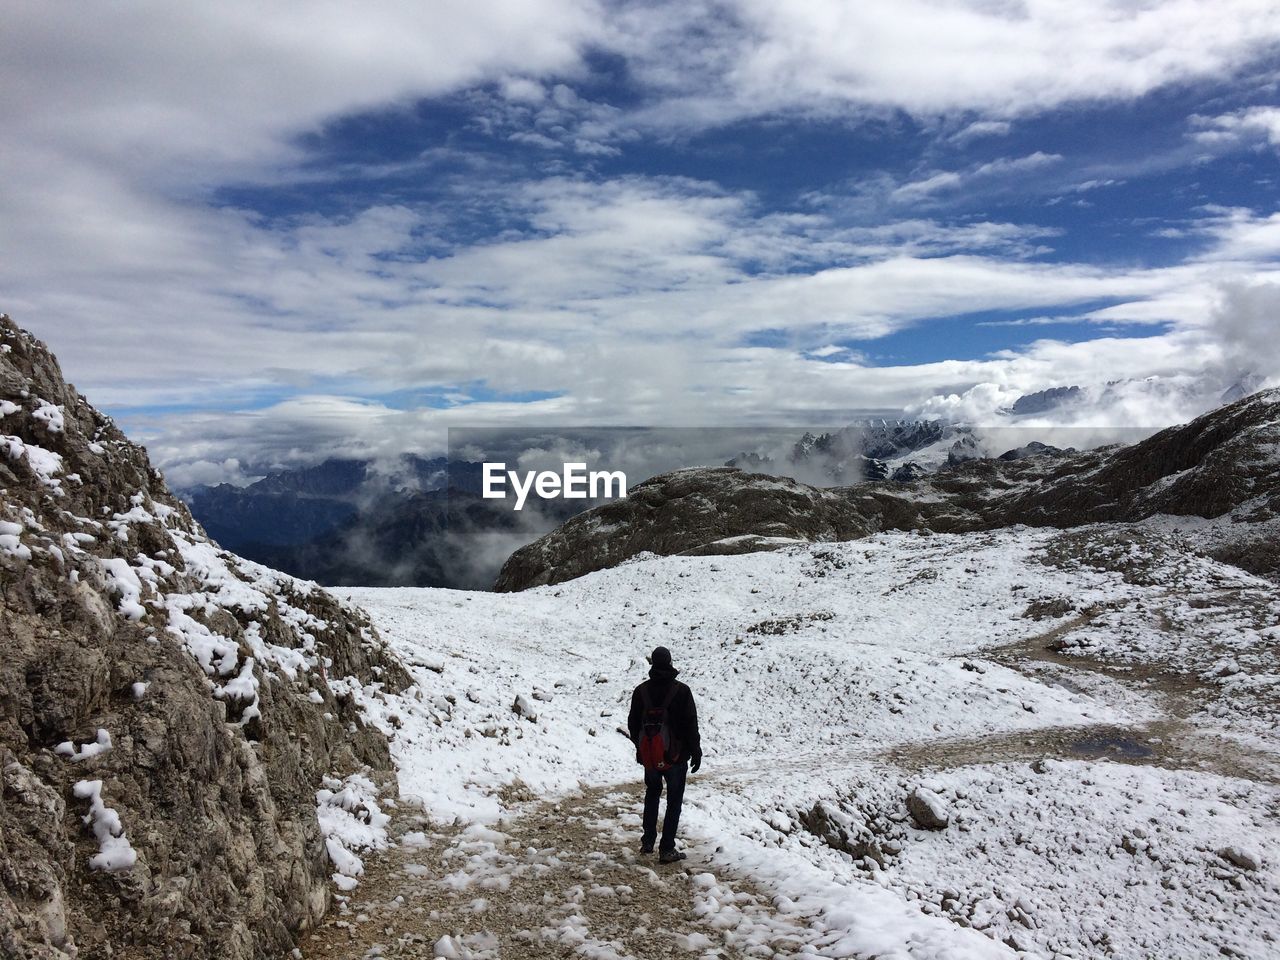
[
  {"x1": 494, "y1": 467, "x2": 877, "y2": 591},
  {"x1": 495, "y1": 389, "x2": 1280, "y2": 590},
  {"x1": 0, "y1": 316, "x2": 410, "y2": 959}
]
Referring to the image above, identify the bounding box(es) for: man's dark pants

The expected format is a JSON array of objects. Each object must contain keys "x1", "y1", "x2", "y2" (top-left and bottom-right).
[{"x1": 642, "y1": 760, "x2": 688, "y2": 852}]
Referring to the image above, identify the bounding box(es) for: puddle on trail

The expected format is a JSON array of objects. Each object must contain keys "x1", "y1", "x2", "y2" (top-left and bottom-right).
[
  {"x1": 1068, "y1": 733, "x2": 1156, "y2": 760},
  {"x1": 885, "y1": 722, "x2": 1170, "y2": 773}
]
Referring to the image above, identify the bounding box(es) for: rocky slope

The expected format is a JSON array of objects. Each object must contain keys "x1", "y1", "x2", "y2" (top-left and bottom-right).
[
  {"x1": 0, "y1": 315, "x2": 410, "y2": 959},
  {"x1": 495, "y1": 388, "x2": 1280, "y2": 590}
]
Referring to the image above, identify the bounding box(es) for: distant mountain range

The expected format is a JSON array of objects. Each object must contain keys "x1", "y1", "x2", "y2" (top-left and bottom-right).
[
  {"x1": 185, "y1": 419, "x2": 1076, "y2": 589},
  {"x1": 182, "y1": 456, "x2": 582, "y2": 589},
  {"x1": 497, "y1": 388, "x2": 1280, "y2": 591},
  {"x1": 728, "y1": 417, "x2": 1074, "y2": 485},
  {"x1": 187, "y1": 455, "x2": 473, "y2": 549},
  {"x1": 1008, "y1": 385, "x2": 1084, "y2": 416},
  {"x1": 183, "y1": 380, "x2": 1271, "y2": 590}
]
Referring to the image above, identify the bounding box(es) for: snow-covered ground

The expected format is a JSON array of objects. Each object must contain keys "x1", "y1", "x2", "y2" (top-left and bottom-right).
[{"x1": 334, "y1": 525, "x2": 1280, "y2": 959}]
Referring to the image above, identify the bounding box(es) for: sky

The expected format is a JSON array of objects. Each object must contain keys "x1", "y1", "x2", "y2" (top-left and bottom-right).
[{"x1": 5, "y1": 0, "x2": 1280, "y2": 487}]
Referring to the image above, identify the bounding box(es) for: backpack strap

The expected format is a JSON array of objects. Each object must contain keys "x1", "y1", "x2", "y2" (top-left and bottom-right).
[{"x1": 641, "y1": 682, "x2": 678, "y2": 712}]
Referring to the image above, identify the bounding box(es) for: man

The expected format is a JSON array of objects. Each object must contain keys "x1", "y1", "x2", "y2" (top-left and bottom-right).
[{"x1": 627, "y1": 645, "x2": 702, "y2": 863}]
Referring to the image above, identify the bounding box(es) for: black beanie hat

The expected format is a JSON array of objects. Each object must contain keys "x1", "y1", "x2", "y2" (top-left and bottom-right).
[{"x1": 651, "y1": 645, "x2": 672, "y2": 668}]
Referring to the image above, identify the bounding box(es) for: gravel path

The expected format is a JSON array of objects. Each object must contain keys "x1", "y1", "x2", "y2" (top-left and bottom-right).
[{"x1": 302, "y1": 784, "x2": 824, "y2": 960}]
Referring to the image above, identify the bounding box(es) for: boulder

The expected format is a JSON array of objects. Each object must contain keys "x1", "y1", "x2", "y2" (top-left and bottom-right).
[
  {"x1": 907, "y1": 787, "x2": 950, "y2": 830},
  {"x1": 1219, "y1": 846, "x2": 1262, "y2": 871}
]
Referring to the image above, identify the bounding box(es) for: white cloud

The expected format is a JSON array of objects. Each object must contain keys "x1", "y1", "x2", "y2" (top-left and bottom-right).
[
  {"x1": 500, "y1": 77, "x2": 549, "y2": 104},
  {"x1": 893, "y1": 152, "x2": 1063, "y2": 201},
  {"x1": 1205, "y1": 281, "x2": 1280, "y2": 383},
  {"x1": 1190, "y1": 208, "x2": 1280, "y2": 262},
  {"x1": 616, "y1": 0, "x2": 1280, "y2": 125},
  {"x1": 908, "y1": 332, "x2": 1235, "y2": 431},
  {"x1": 950, "y1": 120, "x2": 1013, "y2": 144},
  {"x1": 473, "y1": 82, "x2": 633, "y2": 155},
  {"x1": 973, "y1": 152, "x2": 1064, "y2": 176},
  {"x1": 19, "y1": 182, "x2": 1280, "y2": 453},
  {"x1": 1, "y1": 1, "x2": 600, "y2": 181},
  {"x1": 6, "y1": 1, "x2": 1280, "y2": 479},
  {"x1": 892, "y1": 171, "x2": 966, "y2": 201},
  {"x1": 159, "y1": 458, "x2": 254, "y2": 490},
  {"x1": 908, "y1": 276, "x2": 1280, "y2": 433},
  {"x1": 1191, "y1": 106, "x2": 1280, "y2": 147}
]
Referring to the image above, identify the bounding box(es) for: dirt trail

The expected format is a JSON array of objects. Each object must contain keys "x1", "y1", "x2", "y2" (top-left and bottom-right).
[
  {"x1": 926, "y1": 602, "x2": 1280, "y2": 784},
  {"x1": 302, "y1": 785, "x2": 823, "y2": 960}
]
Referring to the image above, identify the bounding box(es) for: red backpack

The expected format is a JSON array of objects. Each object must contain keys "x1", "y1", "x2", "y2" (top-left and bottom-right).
[{"x1": 638, "y1": 684, "x2": 682, "y2": 771}]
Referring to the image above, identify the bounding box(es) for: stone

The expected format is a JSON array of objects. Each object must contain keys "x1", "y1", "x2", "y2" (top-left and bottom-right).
[
  {"x1": 1218, "y1": 846, "x2": 1262, "y2": 871},
  {"x1": 907, "y1": 788, "x2": 950, "y2": 830}
]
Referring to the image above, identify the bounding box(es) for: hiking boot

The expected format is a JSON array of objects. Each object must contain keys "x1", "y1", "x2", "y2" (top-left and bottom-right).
[
  {"x1": 658, "y1": 849, "x2": 687, "y2": 864},
  {"x1": 640, "y1": 842, "x2": 654, "y2": 854}
]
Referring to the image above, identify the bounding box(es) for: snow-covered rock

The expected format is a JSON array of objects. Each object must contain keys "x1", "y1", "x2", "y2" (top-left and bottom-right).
[
  {"x1": 907, "y1": 787, "x2": 951, "y2": 830},
  {"x1": 512, "y1": 693, "x2": 538, "y2": 720},
  {"x1": 0, "y1": 314, "x2": 411, "y2": 959},
  {"x1": 1220, "y1": 845, "x2": 1263, "y2": 871}
]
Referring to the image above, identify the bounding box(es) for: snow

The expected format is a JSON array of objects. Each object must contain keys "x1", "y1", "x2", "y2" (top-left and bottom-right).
[
  {"x1": 1, "y1": 434, "x2": 64, "y2": 492},
  {"x1": 99, "y1": 557, "x2": 146, "y2": 620},
  {"x1": 117, "y1": 528, "x2": 338, "y2": 721},
  {"x1": 317, "y1": 772, "x2": 391, "y2": 890},
  {"x1": 72, "y1": 780, "x2": 138, "y2": 872},
  {"x1": 701, "y1": 533, "x2": 807, "y2": 549},
  {"x1": 55, "y1": 728, "x2": 112, "y2": 762},
  {"x1": 31, "y1": 399, "x2": 64, "y2": 433},
  {"x1": 0, "y1": 399, "x2": 17, "y2": 416},
  {"x1": 107, "y1": 494, "x2": 165, "y2": 542},
  {"x1": 1220, "y1": 845, "x2": 1264, "y2": 872},
  {"x1": 334, "y1": 526, "x2": 1280, "y2": 959},
  {"x1": 909, "y1": 787, "x2": 950, "y2": 827},
  {"x1": 0, "y1": 518, "x2": 31, "y2": 560},
  {"x1": 214, "y1": 657, "x2": 261, "y2": 725},
  {"x1": 242, "y1": 620, "x2": 312, "y2": 680}
]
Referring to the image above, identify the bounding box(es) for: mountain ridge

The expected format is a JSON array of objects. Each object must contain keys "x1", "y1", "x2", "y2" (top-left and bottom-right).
[{"x1": 495, "y1": 388, "x2": 1280, "y2": 591}]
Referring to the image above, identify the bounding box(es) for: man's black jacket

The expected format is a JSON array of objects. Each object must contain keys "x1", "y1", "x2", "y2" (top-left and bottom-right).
[{"x1": 627, "y1": 666, "x2": 701, "y2": 764}]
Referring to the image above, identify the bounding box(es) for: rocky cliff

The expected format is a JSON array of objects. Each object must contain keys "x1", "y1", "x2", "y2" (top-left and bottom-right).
[
  {"x1": 495, "y1": 389, "x2": 1280, "y2": 590},
  {"x1": 0, "y1": 315, "x2": 410, "y2": 959}
]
